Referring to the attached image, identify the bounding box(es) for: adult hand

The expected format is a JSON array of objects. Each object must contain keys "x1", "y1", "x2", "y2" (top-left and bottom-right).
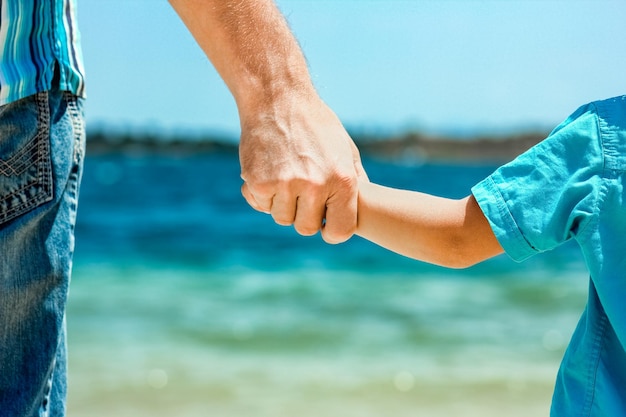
[
  {"x1": 169, "y1": 0, "x2": 367, "y2": 242},
  {"x1": 239, "y1": 93, "x2": 367, "y2": 244}
]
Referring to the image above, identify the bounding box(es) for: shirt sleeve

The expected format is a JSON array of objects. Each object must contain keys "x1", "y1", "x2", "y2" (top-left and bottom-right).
[{"x1": 471, "y1": 103, "x2": 604, "y2": 262}]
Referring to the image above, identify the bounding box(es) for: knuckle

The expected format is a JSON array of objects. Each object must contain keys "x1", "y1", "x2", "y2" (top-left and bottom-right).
[
  {"x1": 287, "y1": 176, "x2": 324, "y2": 198},
  {"x1": 334, "y1": 171, "x2": 358, "y2": 192},
  {"x1": 247, "y1": 180, "x2": 274, "y2": 197},
  {"x1": 298, "y1": 176, "x2": 327, "y2": 197}
]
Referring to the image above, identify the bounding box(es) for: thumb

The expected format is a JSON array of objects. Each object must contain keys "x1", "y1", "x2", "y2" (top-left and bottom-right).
[
  {"x1": 350, "y1": 140, "x2": 369, "y2": 182},
  {"x1": 354, "y1": 156, "x2": 369, "y2": 182},
  {"x1": 320, "y1": 182, "x2": 358, "y2": 245}
]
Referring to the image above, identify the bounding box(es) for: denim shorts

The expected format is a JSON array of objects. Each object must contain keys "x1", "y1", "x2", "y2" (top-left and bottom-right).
[{"x1": 0, "y1": 86, "x2": 85, "y2": 416}]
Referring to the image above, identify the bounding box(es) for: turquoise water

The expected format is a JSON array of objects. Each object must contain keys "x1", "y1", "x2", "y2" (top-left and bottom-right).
[{"x1": 67, "y1": 153, "x2": 588, "y2": 416}]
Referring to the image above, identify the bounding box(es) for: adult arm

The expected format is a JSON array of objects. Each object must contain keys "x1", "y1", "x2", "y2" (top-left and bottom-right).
[
  {"x1": 169, "y1": 0, "x2": 366, "y2": 243},
  {"x1": 356, "y1": 182, "x2": 503, "y2": 268}
]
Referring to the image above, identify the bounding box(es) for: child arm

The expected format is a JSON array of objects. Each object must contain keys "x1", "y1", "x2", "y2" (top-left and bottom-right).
[{"x1": 356, "y1": 182, "x2": 504, "y2": 268}]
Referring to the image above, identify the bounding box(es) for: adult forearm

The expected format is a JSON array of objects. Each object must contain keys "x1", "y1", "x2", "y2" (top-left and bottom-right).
[
  {"x1": 169, "y1": 0, "x2": 315, "y2": 114},
  {"x1": 170, "y1": 0, "x2": 365, "y2": 243}
]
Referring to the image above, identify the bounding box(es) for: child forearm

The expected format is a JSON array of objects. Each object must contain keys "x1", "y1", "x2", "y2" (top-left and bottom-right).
[{"x1": 356, "y1": 182, "x2": 503, "y2": 268}]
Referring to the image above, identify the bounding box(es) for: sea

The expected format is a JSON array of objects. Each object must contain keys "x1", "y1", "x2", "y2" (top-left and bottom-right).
[{"x1": 66, "y1": 150, "x2": 589, "y2": 417}]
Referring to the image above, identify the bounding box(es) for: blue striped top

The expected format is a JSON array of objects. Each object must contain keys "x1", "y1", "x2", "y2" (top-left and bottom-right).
[{"x1": 0, "y1": 0, "x2": 86, "y2": 105}]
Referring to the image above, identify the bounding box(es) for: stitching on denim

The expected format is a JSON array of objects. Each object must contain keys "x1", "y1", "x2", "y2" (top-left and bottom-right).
[
  {"x1": 0, "y1": 91, "x2": 54, "y2": 224},
  {"x1": 0, "y1": 138, "x2": 41, "y2": 176},
  {"x1": 39, "y1": 365, "x2": 54, "y2": 417},
  {"x1": 60, "y1": 92, "x2": 84, "y2": 234},
  {"x1": 64, "y1": 92, "x2": 85, "y2": 164}
]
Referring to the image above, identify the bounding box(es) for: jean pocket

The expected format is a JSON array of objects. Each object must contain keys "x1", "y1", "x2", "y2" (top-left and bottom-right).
[{"x1": 0, "y1": 92, "x2": 53, "y2": 226}]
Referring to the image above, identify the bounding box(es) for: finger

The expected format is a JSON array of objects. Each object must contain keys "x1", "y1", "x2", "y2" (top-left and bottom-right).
[
  {"x1": 292, "y1": 193, "x2": 325, "y2": 237},
  {"x1": 270, "y1": 192, "x2": 297, "y2": 226},
  {"x1": 251, "y1": 190, "x2": 274, "y2": 214},
  {"x1": 241, "y1": 183, "x2": 270, "y2": 214},
  {"x1": 321, "y1": 186, "x2": 358, "y2": 244}
]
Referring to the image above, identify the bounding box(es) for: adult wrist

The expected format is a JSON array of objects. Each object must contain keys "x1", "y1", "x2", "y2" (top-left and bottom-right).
[
  {"x1": 238, "y1": 72, "x2": 316, "y2": 110},
  {"x1": 236, "y1": 75, "x2": 319, "y2": 126}
]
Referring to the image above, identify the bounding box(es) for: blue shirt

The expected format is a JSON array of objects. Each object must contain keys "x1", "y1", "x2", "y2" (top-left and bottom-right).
[
  {"x1": 472, "y1": 96, "x2": 626, "y2": 416},
  {"x1": 0, "y1": 0, "x2": 86, "y2": 105}
]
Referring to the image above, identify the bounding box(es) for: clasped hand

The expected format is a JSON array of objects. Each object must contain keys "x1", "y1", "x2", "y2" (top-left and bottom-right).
[{"x1": 239, "y1": 96, "x2": 367, "y2": 244}]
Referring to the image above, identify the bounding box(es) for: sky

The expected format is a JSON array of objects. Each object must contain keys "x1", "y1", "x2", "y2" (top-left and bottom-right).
[{"x1": 79, "y1": 0, "x2": 626, "y2": 138}]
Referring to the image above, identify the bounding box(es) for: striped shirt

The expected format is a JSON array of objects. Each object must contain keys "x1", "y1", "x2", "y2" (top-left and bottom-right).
[{"x1": 0, "y1": 0, "x2": 86, "y2": 106}]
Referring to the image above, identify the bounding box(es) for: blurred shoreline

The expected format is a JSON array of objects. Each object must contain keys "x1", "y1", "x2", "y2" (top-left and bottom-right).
[
  {"x1": 85, "y1": 128, "x2": 549, "y2": 164},
  {"x1": 69, "y1": 147, "x2": 585, "y2": 416}
]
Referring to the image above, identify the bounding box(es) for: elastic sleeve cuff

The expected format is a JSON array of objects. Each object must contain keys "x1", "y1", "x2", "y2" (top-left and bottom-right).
[{"x1": 471, "y1": 176, "x2": 538, "y2": 262}]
